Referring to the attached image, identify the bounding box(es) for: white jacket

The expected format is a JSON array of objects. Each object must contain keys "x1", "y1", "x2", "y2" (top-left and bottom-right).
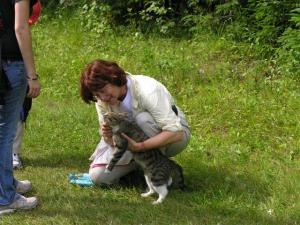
[
  {"x1": 90, "y1": 74, "x2": 188, "y2": 166},
  {"x1": 96, "y1": 74, "x2": 185, "y2": 132}
]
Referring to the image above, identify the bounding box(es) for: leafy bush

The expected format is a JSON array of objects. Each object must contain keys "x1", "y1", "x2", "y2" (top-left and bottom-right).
[
  {"x1": 277, "y1": 8, "x2": 300, "y2": 75},
  {"x1": 251, "y1": 0, "x2": 295, "y2": 47},
  {"x1": 40, "y1": 0, "x2": 300, "y2": 76},
  {"x1": 190, "y1": 0, "x2": 300, "y2": 74},
  {"x1": 79, "y1": 1, "x2": 112, "y2": 34},
  {"x1": 41, "y1": 0, "x2": 202, "y2": 34}
]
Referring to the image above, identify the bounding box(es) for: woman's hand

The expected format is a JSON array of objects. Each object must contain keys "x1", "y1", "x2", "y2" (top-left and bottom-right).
[
  {"x1": 122, "y1": 130, "x2": 183, "y2": 152},
  {"x1": 101, "y1": 122, "x2": 113, "y2": 145},
  {"x1": 101, "y1": 122, "x2": 112, "y2": 138},
  {"x1": 121, "y1": 133, "x2": 145, "y2": 152},
  {"x1": 27, "y1": 79, "x2": 41, "y2": 98}
]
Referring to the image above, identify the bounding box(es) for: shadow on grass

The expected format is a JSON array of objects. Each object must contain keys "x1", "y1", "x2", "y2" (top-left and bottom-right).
[
  {"x1": 185, "y1": 163, "x2": 270, "y2": 202},
  {"x1": 23, "y1": 151, "x2": 90, "y2": 171},
  {"x1": 24, "y1": 151, "x2": 270, "y2": 202},
  {"x1": 33, "y1": 190, "x2": 287, "y2": 225},
  {"x1": 16, "y1": 155, "x2": 293, "y2": 224}
]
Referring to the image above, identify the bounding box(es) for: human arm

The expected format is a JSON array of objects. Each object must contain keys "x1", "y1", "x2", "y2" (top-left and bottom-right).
[
  {"x1": 122, "y1": 130, "x2": 183, "y2": 152},
  {"x1": 15, "y1": 0, "x2": 41, "y2": 98},
  {"x1": 123, "y1": 78, "x2": 184, "y2": 152}
]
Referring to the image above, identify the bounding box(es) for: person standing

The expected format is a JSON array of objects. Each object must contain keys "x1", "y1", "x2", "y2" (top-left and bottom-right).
[
  {"x1": 0, "y1": 0, "x2": 41, "y2": 213},
  {"x1": 12, "y1": 0, "x2": 41, "y2": 169}
]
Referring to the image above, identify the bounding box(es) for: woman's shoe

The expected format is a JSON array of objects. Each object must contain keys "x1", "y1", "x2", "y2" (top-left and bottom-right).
[{"x1": 0, "y1": 195, "x2": 38, "y2": 213}]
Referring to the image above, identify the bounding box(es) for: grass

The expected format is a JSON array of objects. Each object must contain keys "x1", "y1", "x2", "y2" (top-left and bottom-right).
[{"x1": 1, "y1": 13, "x2": 300, "y2": 225}]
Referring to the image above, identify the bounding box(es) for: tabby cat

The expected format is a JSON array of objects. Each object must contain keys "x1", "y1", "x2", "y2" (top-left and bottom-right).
[{"x1": 103, "y1": 112, "x2": 187, "y2": 204}]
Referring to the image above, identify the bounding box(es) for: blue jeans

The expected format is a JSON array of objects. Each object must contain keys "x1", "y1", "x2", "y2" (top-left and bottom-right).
[{"x1": 0, "y1": 61, "x2": 27, "y2": 205}]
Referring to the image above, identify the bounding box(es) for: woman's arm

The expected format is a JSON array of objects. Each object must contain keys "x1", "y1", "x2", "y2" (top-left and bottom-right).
[
  {"x1": 122, "y1": 78, "x2": 184, "y2": 152},
  {"x1": 15, "y1": 0, "x2": 41, "y2": 98},
  {"x1": 122, "y1": 130, "x2": 184, "y2": 152}
]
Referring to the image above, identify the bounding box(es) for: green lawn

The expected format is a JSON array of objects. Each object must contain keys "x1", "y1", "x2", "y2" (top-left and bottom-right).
[{"x1": 2, "y1": 15, "x2": 300, "y2": 225}]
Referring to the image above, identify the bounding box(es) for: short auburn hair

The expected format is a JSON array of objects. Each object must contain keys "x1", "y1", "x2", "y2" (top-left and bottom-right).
[{"x1": 80, "y1": 59, "x2": 127, "y2": 103}]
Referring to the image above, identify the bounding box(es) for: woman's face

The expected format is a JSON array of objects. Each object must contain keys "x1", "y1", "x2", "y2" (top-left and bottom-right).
[{"x1": 94, "y1": 84, "x2": 125, "y2": 105}]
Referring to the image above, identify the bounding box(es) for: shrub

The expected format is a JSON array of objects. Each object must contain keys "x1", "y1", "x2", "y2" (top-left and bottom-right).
[
  {"x1": 277, "y1": 8, "x2": 300, "y2": 75},
  {"x1": 39, "y1": 0, "x2": 300, "y2": 76}
]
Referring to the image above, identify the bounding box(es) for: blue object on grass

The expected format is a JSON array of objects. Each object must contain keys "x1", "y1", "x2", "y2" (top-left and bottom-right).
[{"x1": 68, "y1": 173, "x2": 94, "y2": 187}]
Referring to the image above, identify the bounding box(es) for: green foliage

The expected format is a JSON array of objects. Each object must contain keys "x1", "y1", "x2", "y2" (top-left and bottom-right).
[
  {"x1": 4, "y1": 10, "x2": 300, "y2": 224},
  {"x1": 101, "y1": 0, "x2": 188, "y2": 34},
  {"x1": 192, "y1": 0, "x2": 299, "y2": 75},
  {"x1": 41, "y1": 0, "x2": 201, "y2": 34},
  {"x1": 277, "y1": 8, "x2": 300, "y2": 75},
  {"x1": 138, "y1": 1, "x2": 174, "y2": 33},
  {"x1": 79, "y1": 1, "x2": 112, "y2": 35},
  {"x1": 248, "y1": 0, "x2": 291, "y2": 46},
  {"x1": 38, "y1": 0, "x2": 300, "y2": 76}
]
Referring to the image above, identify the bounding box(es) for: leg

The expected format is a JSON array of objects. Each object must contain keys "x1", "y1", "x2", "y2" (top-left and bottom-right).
[
  {"x1": 152, "y1": 185, "x2": 168, "y2": 205},
  {"x1": 89, "y1": 162, "x2": 137, "y2": 185},
  {"x1": 0, "y1": 61, "x2": 27, "y2": 205},
  {"x1": 12, "y1": 121, "x2": 24, "y2": 155},
  {"x1": 135, "y1": 112, "x2": 167, "y2": 154},
  {"x1": 164, "y1": 125, "x2": 190, "y2": 157},
  {"x1": 164, "y1": 108, "x2": 191, "y2": 157},
  {"x1": 141, "y1": 175, "x2": 155, "y2": 197},
  {"x1": 135, "y1": 111, "x2": 191, "y2": 157},
  {"x1": 135, "y1": 112, "x2": 161, "y2": 138},
  {"x1": 12, "y1": 121, "x2": 24, "y2": 169}
]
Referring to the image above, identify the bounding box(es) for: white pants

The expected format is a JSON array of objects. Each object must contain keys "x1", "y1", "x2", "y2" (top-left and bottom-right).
[
  {"x1": 89, "y1": 111, "x2": 191, "y2": 185},
  {"x1": 12, "y1": 121, "x2": 24, "y2": 155}
]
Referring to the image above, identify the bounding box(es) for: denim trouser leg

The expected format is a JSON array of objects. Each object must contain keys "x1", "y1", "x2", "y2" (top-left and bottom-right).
[{"x1": 0, "y1": 61, "x2": 27, "y2": 205}]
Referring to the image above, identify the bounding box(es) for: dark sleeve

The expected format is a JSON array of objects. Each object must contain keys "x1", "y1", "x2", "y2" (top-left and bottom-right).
[
  {"x1": 13, "y1": 0, "x2": 38, "y2": 15},
  {"x1": 30, "y1": 0, "x2": 38, "y2": 7},
  {"x1": 13, "y1": 0, "x2": 38, "y2": 7}
]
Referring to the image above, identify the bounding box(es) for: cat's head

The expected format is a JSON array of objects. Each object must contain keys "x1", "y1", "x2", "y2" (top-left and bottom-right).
[{"x1": 103, "y1": 112, "x2": 128, "y2": 126}]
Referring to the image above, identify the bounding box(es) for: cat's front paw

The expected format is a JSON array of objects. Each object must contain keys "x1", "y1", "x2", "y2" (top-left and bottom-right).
[
  {"x1": 141, "y1": 193, "x2": 149, "y2": 198},
  {"x1": 152, "y1": 199, "x2": 163, "y2": 205}
]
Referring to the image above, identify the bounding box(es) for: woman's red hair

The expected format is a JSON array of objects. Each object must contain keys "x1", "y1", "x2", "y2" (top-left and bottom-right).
[{"x1": 80, "y1": 59, "x2": 127, "y2": 103}]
